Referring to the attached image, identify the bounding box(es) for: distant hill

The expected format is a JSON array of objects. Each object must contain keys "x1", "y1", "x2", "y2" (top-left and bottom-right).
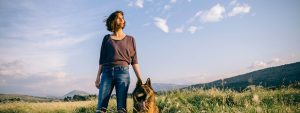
[
  {"x1": 152, "y1": 83, "x2": 188, "y2": 91},
  {"x1": 63, "y1": 90, "x2": 90, "y2": 98},
  {"x1": 0, "y1": 94, "x2": 58, "y2": 103},
  {"x1": 127, "y1": 82, "x2": 189, "y2": 93},
  {"x1": 184, "y1": 62, "x2": 300, "y2": 91}
]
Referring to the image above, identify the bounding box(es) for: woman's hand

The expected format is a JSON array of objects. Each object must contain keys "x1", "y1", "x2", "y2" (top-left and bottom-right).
[
  {"x1": 95, "y1": 65, "x2": 102, "y2": 89},
  {"x1": 95, "y1": 77, "x2": 100, "y2": 89}
]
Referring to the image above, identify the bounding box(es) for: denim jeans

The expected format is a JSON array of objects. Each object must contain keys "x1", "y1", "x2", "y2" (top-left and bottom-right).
[{"x1": 96, "y1": 65, "x2": 130, "y2": 113}]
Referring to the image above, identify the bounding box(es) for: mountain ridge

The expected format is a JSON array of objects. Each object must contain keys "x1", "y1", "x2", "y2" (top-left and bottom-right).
[
  {"x1": 63, "y1": 90, "x2": 90, "y2": 98},
  {"x1": 183, "y1": 61, "x2": 300, "y2": 91}
]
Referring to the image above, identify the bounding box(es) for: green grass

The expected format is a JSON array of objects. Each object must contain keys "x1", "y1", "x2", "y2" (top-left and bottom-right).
[
  {"x1": 1, "y1": 85, "x2": 299, "y2": 113},
  {"x1": 156, "y1": 86, "x2": 300, "y2": 113}
]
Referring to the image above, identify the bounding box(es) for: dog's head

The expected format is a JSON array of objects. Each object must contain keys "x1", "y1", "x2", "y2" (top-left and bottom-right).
[{"x1": 133, "y1": 78, "x2": 155, "y2": 112}]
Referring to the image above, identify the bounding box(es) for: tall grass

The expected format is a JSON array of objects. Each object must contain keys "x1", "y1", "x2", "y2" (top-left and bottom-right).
[
  {"x1": 0, "y1": 101, "x2": 95, "y2": 113},
  {"x1": 156, "y1": 86, "x2": 300, "y2": 113},
  {"x1": 0, "y1": 86, "x2": 299, "y2": 113}
]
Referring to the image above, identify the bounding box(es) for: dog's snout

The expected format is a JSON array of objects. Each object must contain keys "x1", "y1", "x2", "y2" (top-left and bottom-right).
[
  {"x1": 136, "y1": 93, "x2": 147, "y2": 102},
  {"x1": 137, "y1": 93, "x2": 144, "y2": 97}
]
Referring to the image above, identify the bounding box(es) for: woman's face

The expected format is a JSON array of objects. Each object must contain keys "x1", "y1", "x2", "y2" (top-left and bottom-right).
[{"x1": 115, "y1": 13, "x2": 125, "y2": 28}]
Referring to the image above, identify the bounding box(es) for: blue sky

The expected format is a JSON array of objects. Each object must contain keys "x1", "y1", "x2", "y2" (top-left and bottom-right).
[{"x1": 0, "y1": 0, "x2": 299, "y2": 96}]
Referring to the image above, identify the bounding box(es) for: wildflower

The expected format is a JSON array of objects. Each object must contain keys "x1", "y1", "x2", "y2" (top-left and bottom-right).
[
  {"x1": 252, "y1": 94, "x2": 260, "y2": 104},
  {"x1": 256, "y1": 106, "x2": 262, "y2": 113}
]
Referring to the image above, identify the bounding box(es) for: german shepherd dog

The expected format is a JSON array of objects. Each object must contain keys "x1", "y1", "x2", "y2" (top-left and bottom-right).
[{"x1": 132, "y1": 78, "x2": 159, "y2": 113}]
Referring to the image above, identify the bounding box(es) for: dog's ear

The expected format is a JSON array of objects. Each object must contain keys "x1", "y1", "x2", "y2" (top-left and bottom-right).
[
  {"x1": 145, "y1": 78, "x2": 152, "y2": 87},
  {"x1": 136, "y1": 78, "x2": 142, "y2": 86}
]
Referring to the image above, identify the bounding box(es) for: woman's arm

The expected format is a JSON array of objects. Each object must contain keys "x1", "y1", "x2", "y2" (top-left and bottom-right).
[
  {"x1": 132, "y1": 64, "x2": 142, "y2": 82},
  {"x1": 95, "y1": 64, "x2": 102, "y2": 89}
]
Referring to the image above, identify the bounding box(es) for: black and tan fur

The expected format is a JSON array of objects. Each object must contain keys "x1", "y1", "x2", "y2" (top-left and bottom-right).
[{"x1": 132, "y1": 78, "x2": 159, "y2": 113}]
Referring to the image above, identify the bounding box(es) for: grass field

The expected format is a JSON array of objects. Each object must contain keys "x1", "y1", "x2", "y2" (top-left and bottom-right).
[{"x1": 1, "y1": 85, "x2": 299, "y2": 113}]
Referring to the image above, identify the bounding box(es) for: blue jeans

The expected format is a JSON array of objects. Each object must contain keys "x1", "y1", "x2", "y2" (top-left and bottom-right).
[{"x1": 96, "y1": 66, "x2": 130, "y2": 113}]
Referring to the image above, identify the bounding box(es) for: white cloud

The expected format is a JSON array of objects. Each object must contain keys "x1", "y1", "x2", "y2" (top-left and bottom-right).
[
  {"x1": 248, "y1": 58, "x2": 282, "y2": 70},
  {"x1": 129, "y1": 0, "x2": 144, "y2": 8},
  {"x1": 164, "y1": 5, "x2": 171, "y2": 10},
  {"x1": 267, "y1": 58, "x2": 281, "y2": 65},
  {"x1": 0, "y1": 58, "x2": 96, "y2": 96},
  {"x1": 1, "y1": 70, "x2": 80, "y2": 96},
  {"x1": 228, "y1": 4, "x2": 251, "y2": 17},
  {"x1": 136, "y1": 0, "x2": 144, "y2": 8},
  {"x1": 170, "y1": 0, "x2": 176, "y2": 4},
  {"x1": 2, "y1": 17, "x2": 96, "y2": 49},
  {"x1": 0, "y1": 1, "x2": 107, "y2": 96},
  {"x1": 162, "y1": 0, "x2": 176, "y2": 11},
  {"x1": 0, "y1": 59, "x2": 27, "y2": 78},
  {"x1": 175, "y1": 27, "x2": 184, "y2": 33},
  {"x1": 188, "y1": 26, "x2": 198, "y2": 34},
  {"x1": 0, "y1": 54, "x2": 67, "y2": 78},
  {"x1": 187, "y1": 26, "x2": 203, "y2": 34},
  {"x1": 249, "y1": 61, "x2": 267, "y2": 69},
  {"x1": 34, "y1": 32, "x2": 96, "y2": 48},
  {"x1": 143, "y1": 22, "x2": 151, "y2": 26},
  {"x1": 153, "y1": 17, "x2": 169, "y2": 33},
  {"x1": 230, "y1": 0, "x2": 237, "y2": 5},
  {"x1": 195, "y1": 4, "x2": 226, "y2": 23},
  {"x1": 128, "y1": 2, "x2": 133, "y2": 7}
]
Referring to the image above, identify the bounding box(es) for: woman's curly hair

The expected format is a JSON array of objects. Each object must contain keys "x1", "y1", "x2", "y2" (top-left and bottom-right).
[{"x1": 105, "y1": 10, "x2": 126, "y2": 32}]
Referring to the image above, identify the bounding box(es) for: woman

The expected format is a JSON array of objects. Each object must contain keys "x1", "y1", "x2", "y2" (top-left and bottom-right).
[{"x1": 95, "y1": 10, "x2": 143, "y2": 113}]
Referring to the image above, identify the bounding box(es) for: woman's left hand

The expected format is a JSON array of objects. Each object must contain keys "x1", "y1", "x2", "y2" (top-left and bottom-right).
[{"x1": 95, "y1": 78, "x2": 100, "y2": 89}]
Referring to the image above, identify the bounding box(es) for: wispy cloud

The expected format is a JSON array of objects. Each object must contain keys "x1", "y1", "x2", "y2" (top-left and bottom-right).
[
  {"x1": 188, "y1": 26, "x2": 198, "y2": 34},
  {"x1": 175, "y1": 26, "x2": 184, "y2": 33},
  {"x1": 128, "y1": 0, "x2": 144, "y2": 8},
  {"x1": 0, "y1": 1, "x2": 102, "y2": 96},
  {"x1": 0, "y1": 58, "x2": 97, "y2": 96},
  {"x1": 162, "y1": 0, "x2": 177, "y2": 11},
  {"x1": 249, "y1": 61, "x2": 268, "y2": 69},
  {"x1": 34, "y1": 32, "x2": 97, "y2": 48},
  {"x1": 195, "y1": 4, "x2": 226, "y2": 23},
  {"x1": 248, "y1": 58, "x2": 281, "y2": 69},
  {"x1": 1, "y1": 70, "x2": 82, "y2": 96},
  {"x1": 170, "y1": 0, "x2": 177, "y2": 4},
  {"x1": 267, "y1": 58, "x2": 281, "y2": 65},
  {"x1": 182, "y1": 1, "x2": 251, "y2": 34},
  {"x1": 230, "y1": 0, "x2": 238, "y2": 5},
  {"x1": 188, "y1": 26, "x2": 204, "y2": 34},
  {"x1": 228, "y1": 3, "x2": 251, "y2": 17},
  {"x1": 163, "y1": 5, "x2": 171, "y2": 11},
  {"x1": 153, "y1": 17, "x2": 169, "y2": 33},
  {"x1": 0, "y1": 59, "x2": 26, "y2": 78},
  {"x1": 0, "y1": 53, "x2": 67, "y2": 77}
]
